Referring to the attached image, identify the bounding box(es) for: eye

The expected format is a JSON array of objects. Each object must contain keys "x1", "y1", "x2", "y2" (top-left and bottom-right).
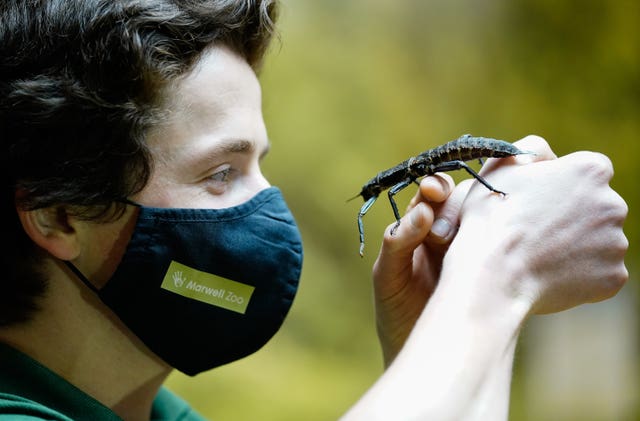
[
  {"x1": 203, "y1": 165, "x2": 238, "y2": 195},
  {"x1": 209, "y1": 167, "x2": 232, "y2": 183}
]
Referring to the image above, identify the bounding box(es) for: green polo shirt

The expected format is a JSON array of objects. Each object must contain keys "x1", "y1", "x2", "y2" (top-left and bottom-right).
[{"x1": 0, "y1": 343, "x2": 207, "y2": 420}]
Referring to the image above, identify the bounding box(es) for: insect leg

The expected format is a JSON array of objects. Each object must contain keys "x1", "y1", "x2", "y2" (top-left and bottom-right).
[
  {"x1": 358, "y1": 195, "x2": 378, "y2": 257},
  {"x1": 432, "y1": 160, "x2": 507, "y2": 195},
  {"x1": 388, "y1": 178, "x2": 413, "y2": 235}
]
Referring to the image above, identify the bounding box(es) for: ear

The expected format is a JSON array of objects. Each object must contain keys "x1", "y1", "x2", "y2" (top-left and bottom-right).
[{"x1": 16, "y1": 205, "x2": 81, "y2": 261}]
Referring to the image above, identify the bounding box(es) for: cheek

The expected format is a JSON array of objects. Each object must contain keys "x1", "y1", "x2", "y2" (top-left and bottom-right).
[{"x1": 131, "y1": 173, "x2": 180, "y2": 208}]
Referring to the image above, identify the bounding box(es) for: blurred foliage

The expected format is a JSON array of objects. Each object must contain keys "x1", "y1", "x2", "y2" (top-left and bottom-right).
[{"x1": 166, "y1": 0, "x2": 639, "y2": 420}]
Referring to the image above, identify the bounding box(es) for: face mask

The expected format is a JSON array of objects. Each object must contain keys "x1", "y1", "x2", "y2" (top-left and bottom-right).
[{"x1": 65, "y1": 187, "x2": 303, "y2": 375}]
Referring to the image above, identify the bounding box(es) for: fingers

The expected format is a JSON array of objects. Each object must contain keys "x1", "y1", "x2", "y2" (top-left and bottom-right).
[
  {"x1": 513, "y1": 134, "x2": 558, "y2": 161},
  {"x1": 564, "y1": 150, "x2": 615, "y2": 183},
  {"x1": 403, "y1": 173, "x2": 461, "y2": 247},
  {"x1": 373, "y1": 202, "x2": 434, "y2": 276},
  {"x1": 427, "y1": 179, "x2": 474, "y2": 245},
  {"x1": 562, "y1": 150, "x2": 628, "y2": 227},
  {"x1": 391, "y1": 135, "x2": 563, "y2": 251},
  {"x1": 480, "y1": 134, "x2": 558, "y2": 174},
  {"x1": 417, "y1": 173, "x2": 455, "y2": 203},
  {"x1": 405, "y1": 173, "x2": 471, "y2": 246},
  {"x1": 408, "y1": 173, "x2": 455, "y2": 210}
]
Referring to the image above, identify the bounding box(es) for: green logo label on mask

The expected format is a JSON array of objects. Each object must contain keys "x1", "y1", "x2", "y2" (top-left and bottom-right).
[{"x1": 160, "y1": 261, "x2": 255, "y2": 314}]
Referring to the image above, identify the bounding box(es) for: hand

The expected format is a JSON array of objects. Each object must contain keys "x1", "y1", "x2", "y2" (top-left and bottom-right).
[
  {"x1": 371, "y1": 172, "x2": 464, "y2": 366},
  {"x1": 441, "y1": 135, "x2": 629, "y2": 315}
]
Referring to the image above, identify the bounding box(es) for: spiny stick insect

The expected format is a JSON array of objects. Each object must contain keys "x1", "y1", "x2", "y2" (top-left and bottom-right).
[{"x1": 351, "y1": 134, "x2": 530, "y2": 256}]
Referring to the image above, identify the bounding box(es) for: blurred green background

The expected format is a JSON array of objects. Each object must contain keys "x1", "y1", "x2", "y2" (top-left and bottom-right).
[{"x1": 166, "y1": 0, "x2": 639, "y2": 419}]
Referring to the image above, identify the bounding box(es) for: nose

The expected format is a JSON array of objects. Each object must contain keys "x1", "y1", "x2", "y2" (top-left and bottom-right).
[
  {"x1": 239, "y1": 166, "x2": 270, "y2": 204},
  {"x1": 253, "y1": 168, "x2": 271, "y2": 191}
]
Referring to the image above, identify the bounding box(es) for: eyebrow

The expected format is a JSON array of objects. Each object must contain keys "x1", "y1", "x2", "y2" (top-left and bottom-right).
[
  {"x1": 221, "y1": 139, "x2": 254, "y2": 154},
  {"x1": 217, "y1": 138, "x2": 270, "y2": 158},
  {"x1": 188, "y1": 138, "x2": 271, "y2": 177}
]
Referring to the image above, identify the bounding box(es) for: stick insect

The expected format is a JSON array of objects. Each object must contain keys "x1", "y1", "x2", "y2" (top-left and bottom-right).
[{"x1": 351, "y1": 134, "x2": 530, "y2": 256}]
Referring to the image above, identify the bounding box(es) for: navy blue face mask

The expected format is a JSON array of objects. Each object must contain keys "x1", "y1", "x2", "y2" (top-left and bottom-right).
[{"x1": 66, "y1": 187, "x2": 303, "y2": 376}]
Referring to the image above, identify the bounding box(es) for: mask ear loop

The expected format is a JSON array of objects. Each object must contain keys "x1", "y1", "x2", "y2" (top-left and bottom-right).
[
  {"x1": 63, "y1": 198, "x2": 141, "y2": 293},
  {"x1": 120, "y1": 198, "x2": 142, "y2": 207},
  {"x1": 64, "y1": 261, "x2": 100, "y2": 293}
]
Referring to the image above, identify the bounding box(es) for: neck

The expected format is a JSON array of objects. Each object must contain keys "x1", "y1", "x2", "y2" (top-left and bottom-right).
[{"x1": 0, "y1": 260, "x2": 172, "y2": 421}]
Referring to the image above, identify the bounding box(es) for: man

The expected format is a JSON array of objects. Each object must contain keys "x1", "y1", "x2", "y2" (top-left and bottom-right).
[{"x1": 0, "y1": 1, "x2": 628, "y2": 420}]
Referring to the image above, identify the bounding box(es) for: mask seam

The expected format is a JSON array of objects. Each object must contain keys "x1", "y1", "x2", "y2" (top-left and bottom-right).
[{"x1": 137, "y1": 188, "x2": 291, "y2": 224}]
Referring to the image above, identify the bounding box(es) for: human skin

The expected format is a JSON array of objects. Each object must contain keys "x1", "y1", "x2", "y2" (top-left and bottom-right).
[
  {"x1": 10, "y1": 44, "x2": 271, "y2": 421},
  {"x1": 342, "y1": 136, "x2": 628, "y2": 420},
  {"x1": 10, "y1": 37, "x2": 628, "y2": 420}
]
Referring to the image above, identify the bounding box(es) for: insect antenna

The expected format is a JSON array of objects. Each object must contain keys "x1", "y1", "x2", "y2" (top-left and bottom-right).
[{"x1": 346, "y1": 193, "x2": 361, "y2": 203}]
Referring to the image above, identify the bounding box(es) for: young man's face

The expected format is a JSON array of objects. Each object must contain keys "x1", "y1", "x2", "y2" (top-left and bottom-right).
[{"x1": 133, "y1": 45, "x2": 271, "y2": 209}]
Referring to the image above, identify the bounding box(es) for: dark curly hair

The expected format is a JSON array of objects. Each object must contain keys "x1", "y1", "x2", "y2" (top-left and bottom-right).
[{"x1": 0, "y1": 0, "x2": 279, "y2": 325}]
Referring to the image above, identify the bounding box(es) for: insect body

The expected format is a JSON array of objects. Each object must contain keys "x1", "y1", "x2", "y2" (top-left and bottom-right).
[{"x1": 353, "y1": 134, "x2": 530, "y2": 256}]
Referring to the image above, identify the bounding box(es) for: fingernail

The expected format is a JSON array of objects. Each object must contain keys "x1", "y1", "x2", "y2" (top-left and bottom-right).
[
  {"x1": 430, "y1": 218, "x2": 451, "y2": 239},
  {"x1": 410, "y1": 204, "x2": 425, "y2": 228}
]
